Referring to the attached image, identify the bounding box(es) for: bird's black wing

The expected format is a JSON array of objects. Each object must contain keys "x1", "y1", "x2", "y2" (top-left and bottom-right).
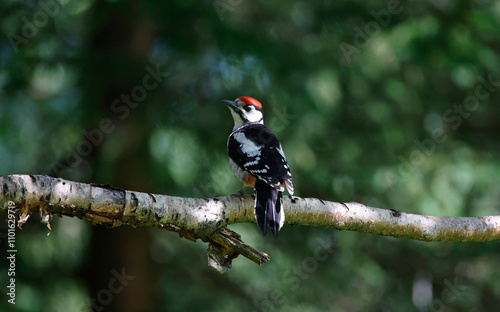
[{"x1": 228, "y1": 123, "x2": 293, "y2": 193}]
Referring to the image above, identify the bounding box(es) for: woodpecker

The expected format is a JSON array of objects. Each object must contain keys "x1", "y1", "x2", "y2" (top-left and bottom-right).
[{"x1": 224, "y1": 96, "x2": 294, "y2": 238}]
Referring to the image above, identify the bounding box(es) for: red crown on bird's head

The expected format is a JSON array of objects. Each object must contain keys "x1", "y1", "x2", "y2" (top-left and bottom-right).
[{"x1": 238, "y1": 96, "x2": 262, "y2": 109}]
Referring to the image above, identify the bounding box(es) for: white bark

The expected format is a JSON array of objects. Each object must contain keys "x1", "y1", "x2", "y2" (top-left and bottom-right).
[{"x1": 1, "y1": 174, "x2": 499, "y2": 273}]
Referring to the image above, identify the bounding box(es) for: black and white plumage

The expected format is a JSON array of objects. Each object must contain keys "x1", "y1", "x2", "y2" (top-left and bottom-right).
[{"x1": 224, "y1": 96, "x2": 293, "y2": 238}]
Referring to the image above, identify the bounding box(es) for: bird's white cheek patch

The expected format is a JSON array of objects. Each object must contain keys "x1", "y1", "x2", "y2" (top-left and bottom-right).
[{"x1": 245, "y1": 109, "x2": 263, "y2": 123}]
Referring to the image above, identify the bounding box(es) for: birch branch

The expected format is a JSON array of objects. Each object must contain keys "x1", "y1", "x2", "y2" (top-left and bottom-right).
[{"x1": 1, "y1": 175, "x2": 499, "y2": 273}]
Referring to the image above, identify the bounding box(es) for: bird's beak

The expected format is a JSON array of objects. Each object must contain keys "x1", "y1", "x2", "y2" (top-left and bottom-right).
[{"x1": 223, "y1": 99, "x2": 238, "y2": 110}]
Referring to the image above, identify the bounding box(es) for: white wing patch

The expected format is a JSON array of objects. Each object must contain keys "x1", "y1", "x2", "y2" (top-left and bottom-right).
[{"x1": 233, "y1": 132, "x2": 262, "y2": 157}]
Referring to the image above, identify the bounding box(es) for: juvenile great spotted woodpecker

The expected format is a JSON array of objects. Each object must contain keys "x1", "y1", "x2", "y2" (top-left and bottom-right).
[{"x1": 224, "y1": 96, "x2": 294, "y2": 238}]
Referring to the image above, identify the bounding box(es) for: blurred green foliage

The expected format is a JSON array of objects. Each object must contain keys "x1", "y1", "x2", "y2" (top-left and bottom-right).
[{"x1": 1, "y1": 0, "x2": 500, "y2": 311}]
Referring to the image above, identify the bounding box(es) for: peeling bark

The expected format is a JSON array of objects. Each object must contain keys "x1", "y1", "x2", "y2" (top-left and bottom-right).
[{"x1": 1, "y1": 175, "x2": 499, "y2": 273}]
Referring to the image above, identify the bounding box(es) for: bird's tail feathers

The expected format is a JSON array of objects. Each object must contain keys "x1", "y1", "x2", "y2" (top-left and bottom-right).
[{"x1": 254, "y1": 180, "x2": 284, "y2": 238}]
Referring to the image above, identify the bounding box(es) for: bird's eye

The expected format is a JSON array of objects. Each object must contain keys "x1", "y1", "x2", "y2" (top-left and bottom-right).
[{"x1": 244, "y1": 106, "x2": 252, "y2": 112}]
